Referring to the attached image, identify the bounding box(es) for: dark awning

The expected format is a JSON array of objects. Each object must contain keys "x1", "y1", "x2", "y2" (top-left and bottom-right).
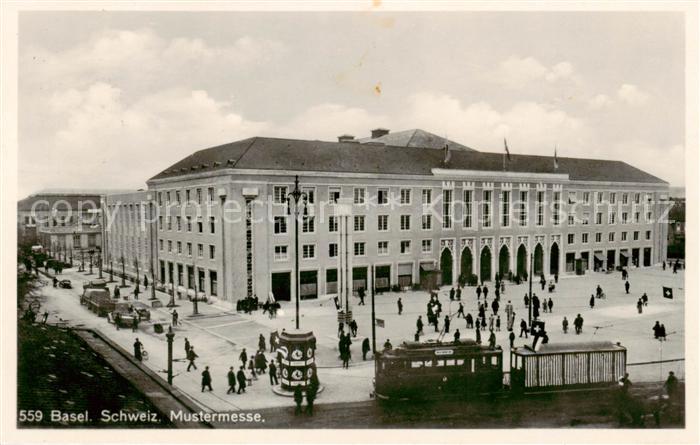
[
  {"x1": 594, "y1": 252, "x2": 605, "y2": 261},
  {"x1": 420, "y1": 263, "x2": 436, "y2": 272}
]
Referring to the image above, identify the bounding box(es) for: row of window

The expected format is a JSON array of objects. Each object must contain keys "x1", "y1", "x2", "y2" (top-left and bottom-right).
[
  {"x1": 567, "y1": 230, "x2": 652, "y2": 245},
  {"x1": 160, "y1": 260, "x2": 218, "y2": 296},
  {"x1": 274, "y1": 239, "x2": 434, "y2": 261},
  {"x1": 158, "y1": 188, "x2": 216, "y2": 206},
  {"x1": 158, "y1": 216, "x2": 216, "y2": 234},
  {"x1": 159, "y1": 239, "x2": 216, "y2": 260}
]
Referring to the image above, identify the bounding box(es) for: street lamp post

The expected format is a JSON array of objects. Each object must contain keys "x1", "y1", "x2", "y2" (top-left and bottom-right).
[
  {"x1": 88, "y1": 249, "x2": 94, "y2": 275},
  {"x1": 286, "y1": 175, "x2": 308, "y2": 330},
  {"x1": 166, "y1": 325, "x2": 175, "y2": 385},
  {"x1": 80, "y1": 250, "x2": 85, "y2": 272},
  {"x1": 98, "y1": 249, "x2": 103, "y2": 279},
  {"x1": 371, "y1": 264, "x2": 377, "y2": 354},
  {"x1": 192, "y1": 258, "x2": 199, "y2": 316},
  {"x1": 119, "y1": 256, "x2": 126, "y2": 287},
  {"x1": 528, "y1": 252, "x2": 533, "y2": 327}
]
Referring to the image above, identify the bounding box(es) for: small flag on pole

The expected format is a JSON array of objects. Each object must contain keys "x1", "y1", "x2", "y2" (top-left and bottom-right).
[
  {"x1": 554, "y1": 145, "x2": 559, "y2": 169},
  {"x1": 663, "y1": 286, "x2": 673, "y2": 299},
  {"x1": 504, "y1": 138, "x2": 511, "y2": 161}
]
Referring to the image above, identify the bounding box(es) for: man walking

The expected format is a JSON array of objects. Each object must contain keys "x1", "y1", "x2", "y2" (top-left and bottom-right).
[
  {"x1": 589, "y1": 294, "x2": 595, "y2": 309},
  {"x1": 227, "y1": 366, "x2": 236, "y2": 394},
  {"x1": 483, "y1": 285, "x2": 489, "y2": 300},
  {"x1": 465, "y1": 313, "x2": 473, "y2": 329},
  {"x1": 306, "y1": 379, "x2": 318, "y2": 415},
  {"x1": 456, "y1": 287, "x2": 461, "y2": 301},
  {"x1": 457, "y1": 302, "x2": 465, "y2": 318},
  {"x1": 519, "y1": 319, "x2": 528, "y2": 338},
  {"x1": 187, "y1": 346, "x2": 198, "y2": 371},
  {"x1": 563, "y1": 316, "x2": 569, "y2": 333},
  {"x1": 237, "y1": 366, "x2": 247, "y2": 393},
  {"x1": 453, "y1": 329, "x2": 461, "y2": 342},
  {"x1": 172, "y1": 309, "x2": 179, "y2": 326},
  {"x1": 397, "y1": 297, "x2": 403, "y2": 315},
  {"x1": 184, "y1": 337, "x2": 191, "y2": 356},
  {"x1": 444, "y1": 315, "x2": 450, "y2": 333},
  {"x1": 362, "y1": 338, "x2": 370, "y2": 360},
  {"x1": 201, "y1": 366, "x2": 213, "y2": 392},
  {"x1": 293, "y1": 386, "x2": 303, "y2": 415},
  {"x1": 416, "y1": 315, "x2": 424, "y2": 335},
  {"x1": 509, "y1": 330, "x2": 515, "y2": 349},
  {"x1": 476, "y1": 284, "x2": 482, "y2": 300},
  {"x1": 625, "y1": 280, "x2": 630, "y2": 294},
  {"x1": 133, "y1": 338, "x2": 143, "y2": 362},
  {"x1": 269, "y1": 360, "x2": 279, "y2": 385},
  {"x1": 449, "y1": 287, "x2": 455, "y2": 301},
  {"x1": 358, "y1": 287, "x2": 366, "y2": 306},
  {"x1": 240, "y1": 348, "x2": 248, "y2": 367}
]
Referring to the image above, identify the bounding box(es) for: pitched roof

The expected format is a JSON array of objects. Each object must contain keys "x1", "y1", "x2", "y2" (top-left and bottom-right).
[
  {"x1": 17, "y1": 194, "x2": 103, "y2": 211},
  {"x1": 149, "y1": 136, "x2": 667, "y2": 184},
  {"x1": 359, "y1": 128, "x2": 477, "y2": 152}
]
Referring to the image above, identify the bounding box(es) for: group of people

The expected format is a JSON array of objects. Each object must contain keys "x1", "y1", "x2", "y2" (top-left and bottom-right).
[
  {"x1": 652, "y1": 321, "x2": 668, "y2": 340},
  {"x1": 338, "y1": 328, "x2": 353, "y2": 368}
]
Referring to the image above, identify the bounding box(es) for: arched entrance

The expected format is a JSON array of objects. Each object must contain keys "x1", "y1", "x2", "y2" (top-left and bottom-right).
[
  {"x1": 440, "y1": 248, "x2": 453, "y2": 286},
  {"x1": 517, "y1": 244, "x2": 527, "y2": 278},
  {"x1": 550, "y1": 242, "x2": 560, "y2": 275},
  {"x1": 480, "y1": 246, "x2": 492, "y2": 282},
  {"x1": 534, "y1": 243, "x2": 544, "y2": 276},
  {"x1": 498, "y1": 245, "x2": 510, "y2": 279},
  {"x1": 460, "y1": 247, "x2": 473, "y2": 281}
]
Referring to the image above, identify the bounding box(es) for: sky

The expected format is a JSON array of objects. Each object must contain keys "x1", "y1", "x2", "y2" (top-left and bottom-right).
[{"x1": 17, "y1": 10, "x2": 686, "y2": 197}]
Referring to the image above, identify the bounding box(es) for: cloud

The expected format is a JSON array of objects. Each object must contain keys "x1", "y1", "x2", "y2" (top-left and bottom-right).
[
  {"x1": 587, "y1": 93, "x2": 614, "y2": 110},
  {"x1": 492, "y1": 56, "x2": 575, "y2": 87},
  {"x1": 272, "y1": 103, "x2": 387, "y2": 141},
  {"x1": 401, "y1": 92, "x2": 588, "y2": 154},
  {"x1": 22, "y1": 83, "x2": 268, "y2": 191},
  {"x1": 20, "y1": 28, "x2": 286, "y2": 93},
  {"x1": 617, "y1": 84, "x2": 650, "y2": 106},
  {"x1": 608, "y1": 140, "x2": 683, "y2": 185}
]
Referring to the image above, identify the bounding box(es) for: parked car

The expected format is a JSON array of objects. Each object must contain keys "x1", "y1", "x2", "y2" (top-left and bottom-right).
[
  {"x1": 107, "y1": 302, "x2": 140, "y2": 327},
  {"x1": 58, "y1": 279, "x2": 72, "y2": 289},
  {"x1": 130, "y1": 301, "x2": 152, "y2": 321},
  {"x1": 83, "y1": 279, "x2": 108, "y2": 290}
]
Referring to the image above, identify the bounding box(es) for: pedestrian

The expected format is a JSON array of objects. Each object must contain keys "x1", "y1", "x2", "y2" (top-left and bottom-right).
[
  {"x1": 519, "y1": 319, "x2": 528, "y2": 338},
  {"x1": 496, "y1": 315, "x2": 501, "y2": 331},
  {"x1": 444, "y1": 315, "x2": 450, "y2": 333},
  {"x1": 483, "y1": 285, "x2": 489, "y2": 300},
  {"x1": 554, "y1": 273, "x2": 558, "y2": 284},
  {"x1": 416, "y1": 316, "x2": 424, "y2": 335},
  {"x1": 665, "y1": 371, "x2": 679, "y2": 399},
  {"x1": 590, "y1": 294, "x2": 595, "y2": 309},
  {"x1": 240, "y1": 348, "x2": 248, "y2": 366},
  {"x1": 201, "y1": 366, "x2": 213, "y2": 392},
  {"x1": 144, "y1": 275, "x2": 148, "y2": 288},
  {"x1": 236, "y1": 366, "x2": 247, "y2": 393},
  {"x1": 172, "y1": 309, "x2": 179, "y2": 326},
  {"x1": 293, "y1": 386, "x2": 303, "y2": 415},
  {"x1": 42, "y1": 311, "x2": 49, "y2": 324},
  {"x1": 259, "y1": 334, "x2": 266, "y2": 352},
  {"x1": 132, "y1": 315, "x2": 139, "y2": 332},
  {"x1": 501, "y1": 281, "x2": 505, "y2": 294},
  {"x1": 637, "y1": 299, "x2": 643, "y2": 314},
  {"x1": 184, "y1": 337, "x2": 191, "y2": 356},
  {"x1": 358, "y1": 287, "x2": 366, "y2": 305},
  {"x1": 524, "y1": 293, "x2": 529, "y2": 308},
  {"x1": 362, "y1": 338, "x2": 370, "y2": 360},
  {"x1": 350, "y1": 319, "x2": 358, "y2": 337},
  {"x1": 642, "y1": 293, "x2": 648, "y2": 306},
  {"x1": 488, "y1": 329, "x2": 496, "y2": 350},
  {"x1": 575, "y1": 314, "x2": 584, "y2": 334},
  {"x1": 52, "y1": 277, "x2": 58, "y2": 287},
  {"x1": 659, "y1": 324, "x2": 667, "y2": 340},
  {"x1": 488, "y1": 314, "x2": 494, "y2": 331},
  {"x1": 509, "y1": 330, "x2": 515, "y2": 349},
  {"x1": 547, "y1": 298, "x2": 553, "y2": 313},
  {"x1": 625, "y1": 280, "x2": 630, "y2": 294},
  {"x1": 306, "y1": 378, "x2": 318, "y2": 415},
  {"x1": 227, "y1": 366, "x2": 237, "y2": 394},
  {"x1": 540, "y1": 276, "x2": 546, "y2": 291},
  {"x1": 187, "y1": 346, "x2": 198, "y2": 371},
  {"x1": 133, "y1": 338, "x2": 143, "y2": 361},
  {"x1": 384, "y1": 339, "x2": 392, "y2": 350},
  {"x1": 269, "y1": 359, "x2": 279, "y2": 385},
  {"x1": 465, "y1": 313, "x2": 473, "y2": 329},
  {"x1": 453, "y1": 329, "x2": 461, "y2": 342},
  {"x1": 397, "y1": 297, "x2": 403, "y2": 315},
  {"x1": 596, "y1": 285, "x2": 603, "y2": 298},
  {"x1": 338, "y1": 322, "x2": 344, "y2": 338},
  {"x1": 542, "y1": 298, "x2": 547, "y2": 313},
  {"x1": 456, "y1": 287, "x2": 461, "y2": 301},
  {"x1": 653, "y1": 321, "x2": 661, "y2": 339},
  {"x1": 475, "y1": 325, "x2": 482, "y2": 344},
  {"x1": 563, "y1": 316, "x2": 569, "y2": 333},
  {"x1": 457, "y1": 302, "x2": 465, "y2": 318},
  {"x1": 269, "y1": 331, "x2": 277, "y2": 353},
  {"x1": 495, "y1": 286, "x2": 500, "y2": 301},
  {"x1": 248, "y1": 358, "x2": 258, "y2": 380},
  {"x1": 449, "y1": 287, "x2": 455, "y2": 301},
  {"x1": 114, "y1": 286, "x2": 121, "y2": 299},
  {"x1": 492, "y1": 299, "x2": 499, "y2": 315},
  {"x1": 476, "y1": 284, "x2": 482, "y2": 300}
]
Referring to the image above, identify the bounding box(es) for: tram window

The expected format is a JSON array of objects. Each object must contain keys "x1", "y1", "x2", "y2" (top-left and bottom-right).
[
  {"x1": 446, "y1": 359, "x2": 456, "y2": 366},
  {"x1": 411, "y1": 361, "x2": 423, "y2": 368},
  {"x1": 436, "y1": 360, "x2": 445, "y2": 367},
  {"x1": 482, "y1": 357, "x2": 487, "y2": 365},
  {"x1": 424, "y1": 360, "x2": 433, "y2": 367},
  {"x1": 471, "y1": 359, "x2": 475, "y2": 373},
  {"x1": 456, "y1": 359, "x2": 464, "y2": 365},
  {"x1": 491, "y1": 356, "x2": 498, "y2": 366}
]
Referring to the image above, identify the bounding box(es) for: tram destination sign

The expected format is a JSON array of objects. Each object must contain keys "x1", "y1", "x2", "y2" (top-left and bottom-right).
[{"x1": 434, "y1": 349, "x2": 454, "y2": 356}]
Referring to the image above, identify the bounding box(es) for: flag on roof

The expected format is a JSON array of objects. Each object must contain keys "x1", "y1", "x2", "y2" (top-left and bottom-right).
[
  {"x1": 663, "y1": 286, "x2": 673, "y2": 299},
  {"x1": 554, "y1": 145, "x2": 559, "y2": 169},
  {"x1": 504, "y1": 138, "x2": 511, "y2": 161}
]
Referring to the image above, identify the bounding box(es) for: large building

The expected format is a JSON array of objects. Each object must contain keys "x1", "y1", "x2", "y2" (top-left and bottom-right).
[
  {"x1": 17, "y1": 190, "x2": 104, "y2": 257},
  {"x1": 136, "y1": 129, "x2": 670, "y2": 304}
]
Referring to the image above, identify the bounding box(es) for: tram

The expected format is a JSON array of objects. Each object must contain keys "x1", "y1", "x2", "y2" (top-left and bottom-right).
[
  {"x1": 374, "y1": 339, "x2": 503, "y2": 400},
  {"x1": 374, "y1": 339, "x2": 627, "y2": 401}
]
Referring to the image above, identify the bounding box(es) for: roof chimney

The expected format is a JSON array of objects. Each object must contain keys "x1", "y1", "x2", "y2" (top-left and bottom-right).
[
  {"x1": 371, "y1": 128, "x2": 390, "y2": 139},
  {"x1": 337, "y1": 134, "x2": 356, "y2": 143}
]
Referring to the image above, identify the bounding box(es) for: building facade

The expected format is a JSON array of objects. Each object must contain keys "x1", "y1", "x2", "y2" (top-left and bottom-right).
[
  {"x1": 142, "y1": 130, "x2": 670, "y2": 304},
  {"x1": 103, "y1": 191, "x2": 155, "y2": 283},
  {"x1": 17, "y1": 191, "x2": 103, "y2": 257}
]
